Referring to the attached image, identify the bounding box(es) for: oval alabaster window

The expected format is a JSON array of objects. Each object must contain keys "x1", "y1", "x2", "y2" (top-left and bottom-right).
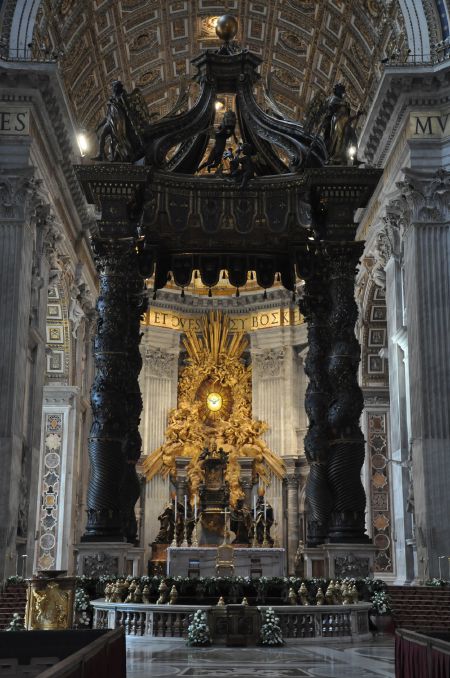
[{"x1": 206, "y1": 392, "x2": 223, "y2": 412}]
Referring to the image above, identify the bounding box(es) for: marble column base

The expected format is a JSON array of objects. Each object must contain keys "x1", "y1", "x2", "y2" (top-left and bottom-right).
[
  {"x1": 75, "y1": 542, "x2": 145, "y2": 577},
  {"x1": 302, "y1": 543, "x2": 377, "y2": 579}
]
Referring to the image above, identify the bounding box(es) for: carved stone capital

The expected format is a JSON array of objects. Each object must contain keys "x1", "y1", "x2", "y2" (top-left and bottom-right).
[
  {"x1": 145, "y1": 348, "x2": 178, "y2": 377},
  {"x1": 0, "y1": 169, "x2": 43, "y2": 223},
  {"x1": 252, "y1": 347, "x2": 285, "y2": 378},
  {"x1": 372, "y1": 207, "x2": 403, "y2": 288},
  {"x1": 396, "y1": 168, "x2": 450, "y2": 226}
]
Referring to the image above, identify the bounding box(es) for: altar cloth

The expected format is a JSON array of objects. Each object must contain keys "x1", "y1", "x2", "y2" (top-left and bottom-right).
[{"x1": 166, "y1": 546, "x2": 286, "y2": 577}]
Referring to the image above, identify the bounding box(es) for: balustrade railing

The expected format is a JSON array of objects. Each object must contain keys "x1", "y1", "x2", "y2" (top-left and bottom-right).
[
  {"x1": 0, "y1": 46, "x2": 58, "y2": 63},
  {"x1": 382, "y1": 50, "x2": 450, "y2": 68},
  {"x1": 92, "y1": 601, "x2": 371, "y2": 641}
]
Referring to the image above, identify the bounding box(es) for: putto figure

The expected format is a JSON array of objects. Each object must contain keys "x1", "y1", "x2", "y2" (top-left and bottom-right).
[
  {"x1": 198, "y1": 111, "x2": 238, "y2": 173},
  {"x1": 229, "y1": 142, "x2": 256, "y2": 189}
]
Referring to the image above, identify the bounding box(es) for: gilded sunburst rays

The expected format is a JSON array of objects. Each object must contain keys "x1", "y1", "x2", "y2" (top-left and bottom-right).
[{"x1": 143, "y1": 311, "x2": 285, "y2": 505}]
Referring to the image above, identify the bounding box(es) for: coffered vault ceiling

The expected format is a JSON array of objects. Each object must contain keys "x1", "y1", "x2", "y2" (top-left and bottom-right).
[{"x1": 31, "y1": 0, "x2": 412, "y2": 133}]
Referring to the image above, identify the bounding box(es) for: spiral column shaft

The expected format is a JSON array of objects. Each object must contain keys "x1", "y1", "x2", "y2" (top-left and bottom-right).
[
  {"x1": 82, "y1": 238, "x2": 142, "y2": 542},
  {"x1": 121, "y1": 268, "x2": 148, "y2": 543},
  {"x1": 299, "y1": 253, "x2": 333, "y2": 546},
  {"x1": 326, "y1": 243, "x2": 368, "y2": 543}
]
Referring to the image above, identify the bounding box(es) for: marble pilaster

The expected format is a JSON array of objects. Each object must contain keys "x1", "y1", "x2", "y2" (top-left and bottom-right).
[
  {"x1": 251, "y1": 337, "x2": 304, "y2": 458},
  {"x1": 250, "y1": 325, "x2": 307, "y2": 552},
  {"x1": 374, "y1": 211, "x2": 414, "y2": 582},
  {"x1": 284, "y1": 457, "x2": 299, "y2": 575},
  {"x1": 385, "y1": 258, "x2": 415, "y2": 583},
  {"x1": 399, "y1": 169, "x2": 450, "y2": 579},
  {"x1": 238, "y1": 457, "x2": 254, "y2": 508},
  {"x1": 139, "y1": 327, "x2": 180, "y2": 562},
  {"x1": 0, "y1": 168, "x2": 40, "y2": 580},
  {"x1": 34, "y1": 386, "x2": 80, "y2": 573}
]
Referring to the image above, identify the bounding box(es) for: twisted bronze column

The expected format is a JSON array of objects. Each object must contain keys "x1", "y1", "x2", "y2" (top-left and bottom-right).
[
  {"x1": 121, "y1": 269, "x2": 147, "y2": 544},
  {"x1": 82, "y1": 238, "x2": 139, "y2": 541},
  {"x1": 299, "y1": 252, "x2": 333, "y2": 546},
  {"x1": 326, "y1": 243, "x2": 368, "y2": 543}
]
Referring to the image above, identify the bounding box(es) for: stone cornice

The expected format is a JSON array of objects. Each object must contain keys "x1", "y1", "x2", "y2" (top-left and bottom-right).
[
  {"x1": 147, "y1": 286, "x2": 298, "y2": 315},
  {"x1": 358, "y1": 61, "x2": 450, "y2": 168},
  {"x1": 0, "y1": 61, "x2": 96, "y2": 290}
]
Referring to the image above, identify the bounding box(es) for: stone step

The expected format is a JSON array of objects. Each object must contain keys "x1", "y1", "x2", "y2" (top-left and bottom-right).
[
  {"x1": 387, "y1": 586, "x2": 450, "y2": 632},
  {"x1": 0, "y1": 584, "x2": 27, "y2": 630}
]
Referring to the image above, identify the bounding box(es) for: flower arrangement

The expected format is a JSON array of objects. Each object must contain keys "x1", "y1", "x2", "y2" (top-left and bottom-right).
[
  {"x1": 371, "y1": 591, "x2": 392, "y2": 616},
  {"x1": 426, "y1": 578, "x2": 448, "y2": 587},
  {"x1": 74, "y1": 587, "x2": 92, "y2": 627},
  {"x1": 187, "y1": 610, "x2": 211, "y2": 646},
  {"x1": 6, "y1": 576, "x2": 24, "y2": 586},
  {"x1": 6, "y1": 613, "x2": 24, "y2": 631},
  {"x1": 259, "y1": 607, "x2": 284, "y2": 646}
]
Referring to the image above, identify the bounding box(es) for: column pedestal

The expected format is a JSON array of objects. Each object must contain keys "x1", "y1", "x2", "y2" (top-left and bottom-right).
[
  {"x1": 302, "y1": 543, "x2": 377, "y2": 579},
  {"x1": 75, "y1": 542, "x2": 145, "y2": 577}
]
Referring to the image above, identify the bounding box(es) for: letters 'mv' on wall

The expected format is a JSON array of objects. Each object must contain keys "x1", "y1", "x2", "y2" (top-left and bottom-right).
[
  {"x1": 410, "y1": 110, "x2": 450, "y2": 138},
  {"x1": 0, "y1": 108, "x2": 30, "y2": 135}
]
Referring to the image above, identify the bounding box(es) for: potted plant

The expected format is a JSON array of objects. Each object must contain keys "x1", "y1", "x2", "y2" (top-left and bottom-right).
[
  {"x1": 187, "y1": 610, "x2": 211, "y2": 646},
  {"x1": 370, "y1": 590, "x2": 393, "y2": 635}
]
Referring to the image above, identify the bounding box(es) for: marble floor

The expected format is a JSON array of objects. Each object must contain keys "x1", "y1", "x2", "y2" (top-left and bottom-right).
[{"x1": 126, "y1": 638, "x2": 395, "y2": 677}]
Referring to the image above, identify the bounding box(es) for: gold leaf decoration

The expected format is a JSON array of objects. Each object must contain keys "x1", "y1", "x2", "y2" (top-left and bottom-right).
[{"x1": 143, "y1": 311, "x2": 285, "y2": 505}]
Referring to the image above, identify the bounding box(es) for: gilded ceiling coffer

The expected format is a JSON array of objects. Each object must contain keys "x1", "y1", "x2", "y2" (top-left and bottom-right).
[{"x1": 76, "y1": 16, "x2": 382, "y2": 545}]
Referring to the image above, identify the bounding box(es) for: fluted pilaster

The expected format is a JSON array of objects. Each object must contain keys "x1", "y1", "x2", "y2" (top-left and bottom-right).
[
  {"x1": 0, "y1": 169, "x2": 42, "y2": 579},
  {"x1": 401, "y1": 170, "x2": 450, "y2": 577}
]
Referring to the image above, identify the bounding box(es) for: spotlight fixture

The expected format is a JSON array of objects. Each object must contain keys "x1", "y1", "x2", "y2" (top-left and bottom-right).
[{"x1": 77, "y1": 132, "x2": 89, "y2": 156}]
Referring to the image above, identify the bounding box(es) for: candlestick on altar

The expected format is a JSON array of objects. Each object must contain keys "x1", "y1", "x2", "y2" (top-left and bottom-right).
[
  {"x1": 181, "y1": 522, "x2": 189, "y2": 548},
  {"x1": 251, "y1": 519, "x2": 258, "y2": 548},
  {"x1": 192, "y1": 518, "x2": 199, "y2": 547},
  {"x1": 170, "y1": 526, "x2": 178, "y2": 548},
  {"x1": 253, "y1": 495, "x2": 256, "y2": 520},
  {"x1": 262, "y1": 499, "x2": 269, "y2": 548},
  {"x1": 21, "y1": 555, "x2": 28, "y2": 578},
  {"x1": 222, "y1": 507, "x2": 230, "y2": 545},
  {"x1": 170, "y1": 495, "x2": 178, "y2": 547},
  {"x1": 194, "y1": 495, "x2": 197, "y2": 521},
  {"x1": 184, "y1": 495, "x2": 187, "y2": 520}
]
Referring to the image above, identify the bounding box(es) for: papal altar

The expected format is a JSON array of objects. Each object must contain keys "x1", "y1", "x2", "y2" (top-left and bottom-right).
[{"x1": 166, "y1": 546, "x2": 285, "y2": 578}]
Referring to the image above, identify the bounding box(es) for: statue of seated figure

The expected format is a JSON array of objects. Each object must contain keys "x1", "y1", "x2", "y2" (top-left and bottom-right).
[{"x1": 230, "y1": 499, "x2": 252, "y2": 544}]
